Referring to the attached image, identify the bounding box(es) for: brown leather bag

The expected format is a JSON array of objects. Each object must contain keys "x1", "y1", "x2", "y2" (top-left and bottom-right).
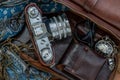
[
  {"x1": 22, "y1": 2, "x2": 120, "y2": 79},
  {"x1": 53, "y1": 1, "x2": 120, "y2": 80},
  {"x1": 72, "y1": 0, "x2": 120, "y2": 30},
  {"x1": 57, "y1": 39, "x2": 113, "y2": 80},
  {"x1": 54, "y1": 0, "x2": 120, "y2": 42}
]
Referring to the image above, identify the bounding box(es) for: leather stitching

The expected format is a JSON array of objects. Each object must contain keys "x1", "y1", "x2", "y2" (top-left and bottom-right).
[{"x1": 84, "y1": 0, "x2": 99, "y2": 12}]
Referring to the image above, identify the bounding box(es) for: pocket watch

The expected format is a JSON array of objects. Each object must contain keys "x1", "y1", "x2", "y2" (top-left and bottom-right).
[
  {"x1": 95, "y1": 36, "x2": 117, "y2": 71},
  {"x1": 95, "y1": 36, "x2": 117, "y2": 58}
]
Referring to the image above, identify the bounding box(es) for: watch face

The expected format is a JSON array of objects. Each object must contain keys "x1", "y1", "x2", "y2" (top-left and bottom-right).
[{"x1": 95, "y1": 37, "x2": 116, "y2": 57}]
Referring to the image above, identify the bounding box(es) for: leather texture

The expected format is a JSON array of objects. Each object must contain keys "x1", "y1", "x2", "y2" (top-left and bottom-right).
[
  {"x1": 113, "y1": 54, "x2": 120, "y2": 80},
  {"x1": 54, "y1": 12, "x2": 113, "y2": 80},
  {"x1": 53, "y1": 37, "x2": 72, "y2": 64},
  {"x1": 52, "y1": 1, "x2": 120, "y2": 79},
  {"x1": 59, "y1": 40, "x2": 106, "y2": 80},
  {"x1": 19, "y1": 51, "x2": 68, "y2": 80},
  {"x1": 96, "y1": 62, "x2": 112, "y2": 80},
  {"x1": 72, "y1": 0, "x2": 120, "y2": 30},
  {"x1": 54, "y1": 0, "x2": 120, "y2": 42}
]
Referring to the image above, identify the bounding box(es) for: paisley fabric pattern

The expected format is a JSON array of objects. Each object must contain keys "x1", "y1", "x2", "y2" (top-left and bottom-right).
[
  {"x1": 0, "y1": 1, "x2": 28, "y2": 20},
  {"x1": 0, "y1": 0, "x2": 31, "y2": 42},
  {"x1": 0, "y1": 0, "x2": 68, "y2": 20},
  {"x1": 0, "y1": 13, "x2": 25, "y2": 41},
  {"x1": 0, "y1": 1, "x2": 28, "y2": 41},
  {"x1": 7, "y1": 67, "x2": 51, "y2": 80},
  {"x1": 1, "y1": 47, "x2": 51, "y2": 80}
]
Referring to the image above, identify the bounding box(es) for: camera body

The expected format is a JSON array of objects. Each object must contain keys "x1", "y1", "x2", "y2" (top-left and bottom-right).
[{"x1": 25, "y1": 3, "x2": 72, "y2": 66}]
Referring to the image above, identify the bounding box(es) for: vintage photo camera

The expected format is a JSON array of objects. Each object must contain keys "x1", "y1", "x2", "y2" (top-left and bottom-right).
[{"x1": 25, "y1": 3, "x2": 72, "y2": 66}]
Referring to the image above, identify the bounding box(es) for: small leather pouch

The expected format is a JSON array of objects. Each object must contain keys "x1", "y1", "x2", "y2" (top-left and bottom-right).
[
  {"x1": 59, "y1": 40, "x2": 106, "y2": 80},
  {"x1": 96, "y1": 62, "x2": 112, "y2": 80}
]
